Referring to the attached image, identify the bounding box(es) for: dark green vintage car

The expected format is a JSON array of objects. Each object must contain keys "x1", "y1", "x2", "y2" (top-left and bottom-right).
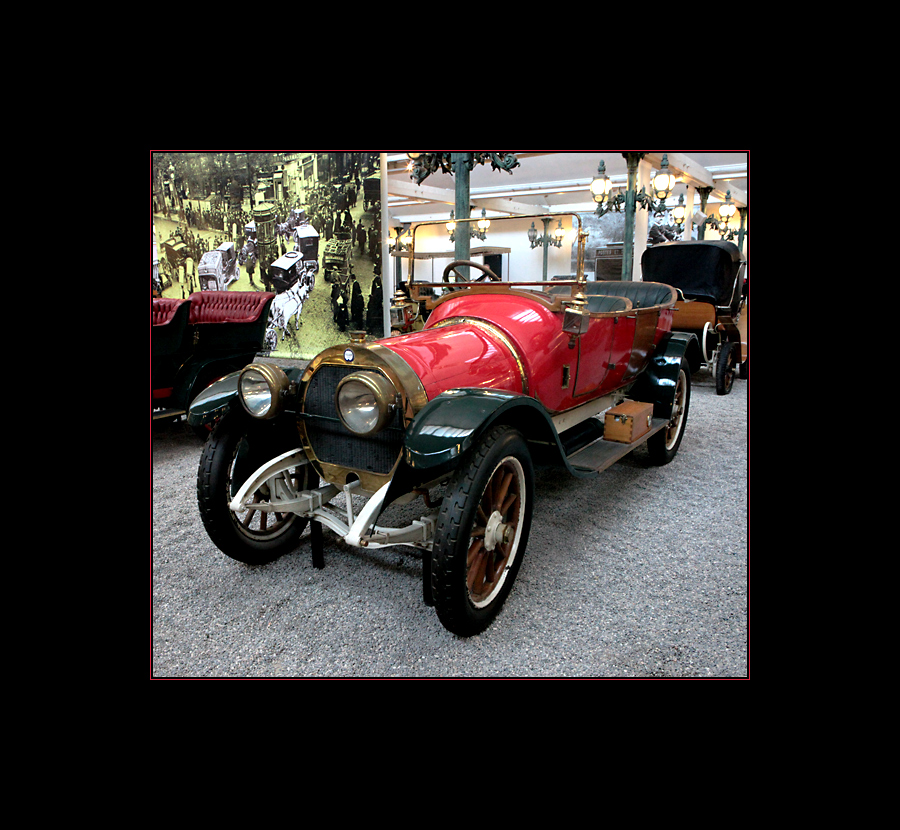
[{"x1": 152, "y1": 291, "x2": 275, "y2": 426}]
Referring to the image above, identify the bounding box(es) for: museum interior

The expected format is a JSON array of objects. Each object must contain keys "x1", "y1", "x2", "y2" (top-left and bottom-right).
[{"x1": 151, "y1": 153, "x2": 749, "y2": 678}]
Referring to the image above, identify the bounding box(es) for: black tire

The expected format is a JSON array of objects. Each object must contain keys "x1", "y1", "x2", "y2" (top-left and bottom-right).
[
  {"x1": 431, "y1": 425, "x2": 533, "y2": 636},
  {"x1": 197, "y1": 414, "x2": 310, "y2": 565},
  {"x1": 715, "y1": 340, "x2": 737, "y2": 395},
  {"x1": 647, "y1": 360, "x2": 690, "y2": 465}
]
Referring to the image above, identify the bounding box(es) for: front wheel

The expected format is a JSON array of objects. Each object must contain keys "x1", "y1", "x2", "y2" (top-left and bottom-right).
[
  {"x1": 647, "y1": 359, "x2": 690, "y2": 465},
  {"x1": 431, "y1": 425, "x2": 533, "y2": 637},
  {"x1": 197, "y1": 414, "x2": 311, "y2": 565}
]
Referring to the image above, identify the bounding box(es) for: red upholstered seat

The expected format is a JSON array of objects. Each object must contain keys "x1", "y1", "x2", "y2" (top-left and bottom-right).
[
  {"x1": 188, "y1": 291, "x2": 276, "y2": 324},
  {"x1": 152, "y1": 298, "x2": 188, "y2": 326}
]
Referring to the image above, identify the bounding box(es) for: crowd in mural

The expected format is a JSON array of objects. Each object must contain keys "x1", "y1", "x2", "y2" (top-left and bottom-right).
[{"x1": 153, "y1": 153, "x2": 385, "y2": 357}]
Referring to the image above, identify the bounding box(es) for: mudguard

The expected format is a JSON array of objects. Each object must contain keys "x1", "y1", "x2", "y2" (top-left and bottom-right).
[
  {"x1": 403, "y1": 389, "x2": 559, "y2": 478},
  {"x1": 186, "y1": 364, "x2": 309, "y2": 428},
  {"x1": 630, "y1": 331, "x2": 700, "y2": 420},
  {"x1": 186, "y1": 370, "x2": 242, "y2": 427}
]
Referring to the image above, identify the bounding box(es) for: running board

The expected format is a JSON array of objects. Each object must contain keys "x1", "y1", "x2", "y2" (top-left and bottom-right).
[{"x1": 566, "y1": 418, "x2": 668, "y2": 473}]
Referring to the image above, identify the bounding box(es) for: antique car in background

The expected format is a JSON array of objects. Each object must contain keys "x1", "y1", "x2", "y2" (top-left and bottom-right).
[
  {"x1": 152, "y1": 291, "x2": 275, "y2": 428},
  {"x1": 163, "y1": 229, "x2": 190, "y2": 271},
  {"x1": 197, "y1": 241, "x2": 240, "y2": 291},
  {"x1": 363, "y1": 175, "x2": 381, "y2": 212},
  {"x1": 188, "y1": 214, "x2": 701, "y2": 636},
  {"x1": 642, "y1": 239, "x2": 747, "y2": 395}
]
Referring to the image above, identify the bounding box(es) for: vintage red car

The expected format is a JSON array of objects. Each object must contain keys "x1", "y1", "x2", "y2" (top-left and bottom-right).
[{"x1": 188, "y1": 214, "x2": 701, "y2": 636}]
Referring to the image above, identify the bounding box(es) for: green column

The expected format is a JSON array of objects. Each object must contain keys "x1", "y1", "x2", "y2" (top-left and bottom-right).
[
  {"x1": 452, "y1": 153, "x2": 472, "y2": 275},
  {"x1": 621, "y1": 153, "x2": 644, "y2": 281}
]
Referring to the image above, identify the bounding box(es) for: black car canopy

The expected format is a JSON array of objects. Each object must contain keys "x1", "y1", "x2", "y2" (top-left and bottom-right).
[{"x1": 641, "y1": 240, "x2": 745, "y2": 313}]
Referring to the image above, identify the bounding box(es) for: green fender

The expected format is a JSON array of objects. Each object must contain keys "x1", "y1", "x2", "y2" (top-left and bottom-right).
[
  {"x1": 185, "y1": 365, "x2": 306, "y2": 427},
  {"x1": 403, "y1": 389, "x2": 561, "y2": 478},
  {"x1": 630, "y1": 331, "x2": 700, "y2": 420},
  {"x1": 186, "y1": 370, "x2": 242, "y2": 427}
]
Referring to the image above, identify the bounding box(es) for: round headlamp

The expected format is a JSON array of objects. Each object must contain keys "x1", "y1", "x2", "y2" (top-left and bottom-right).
[
  {"x1": 239, "y1": 363, "x2": 290, "y2": 419},
  {"x1": 336, "y1": 371, "x2": 397, "y2": 435}
]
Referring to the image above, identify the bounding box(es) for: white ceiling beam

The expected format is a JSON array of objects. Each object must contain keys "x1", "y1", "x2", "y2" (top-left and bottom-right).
[
  {"x1": 386, "y1": 177, "x2": 455, "y2": 206},
  {"x1": 387, "y1": 174, "x2": 546, "y2": 216},
  {"x1": 387, "y1": 152, "x2": 747, "y2": 213},
  {"x1": 646, "y1": 152, "x2": 747, "y2": 207}
]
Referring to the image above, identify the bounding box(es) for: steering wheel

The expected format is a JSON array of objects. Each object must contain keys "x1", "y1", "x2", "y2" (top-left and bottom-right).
[{"x1": 442, "y1": 260, "x2": 502, "y2": 283}]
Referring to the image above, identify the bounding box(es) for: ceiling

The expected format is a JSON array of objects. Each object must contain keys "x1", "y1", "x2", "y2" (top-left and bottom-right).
[{"x1": 385, "y1": 152, "x2": 748, "y2": 226}]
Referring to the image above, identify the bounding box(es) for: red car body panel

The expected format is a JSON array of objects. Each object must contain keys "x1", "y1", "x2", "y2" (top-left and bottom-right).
[
  {"x1": 381, "y1": 289, "x2": 674, "y2": 415},
  {"x1": 380, "y1": 321, "x2": 525, "y2": 401}
]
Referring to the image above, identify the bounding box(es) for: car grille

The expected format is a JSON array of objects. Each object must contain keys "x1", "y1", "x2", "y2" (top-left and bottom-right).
[{"x1": 302, "y1": 363, "x2": 404, "y2": 476}]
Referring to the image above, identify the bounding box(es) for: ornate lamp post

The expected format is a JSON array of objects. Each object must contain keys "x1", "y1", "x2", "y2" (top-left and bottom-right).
[
  {"x1": 528, "y1": 217, "x2": 566, "y2": 280},
  {"x1": 447, "y1": 208, "x2": 491, "y2": 242},
  {"x1": 591, "y1": 153, "x2": 677, "y2": 280},
  {"x1": 706, "y1": 191, "x2": 738, "y2": 239}
]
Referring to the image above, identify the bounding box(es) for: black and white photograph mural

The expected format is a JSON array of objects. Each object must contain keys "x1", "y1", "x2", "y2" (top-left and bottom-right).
[{"x1": 152, "y1": 152, "x2": 385, "y2": 360}]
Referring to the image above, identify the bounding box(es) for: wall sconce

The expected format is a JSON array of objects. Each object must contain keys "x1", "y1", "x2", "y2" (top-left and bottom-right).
[
  {"x1": 590, "y1": 161, "x2": 614, "y2": 205},
  {"x1": 718, "y1": 191, "x2": 737, "y2": 226},
  {"x1": 671, "y1": 194, "x2": 686, "y2": 228},
  {"x1": 705, "y1": 190, "x2": 738, "y2": 240},
  {"x1": 476, "y1": 209, "x2": 491, "y2": 239},
  {"x1": 528, "y1": 218, "x2": 565, "y2": 249},
  {"x1": 447, "y1": 208, "x2": 490, "y2": 242},
  {"x1": 651, "y1": 155, "x2": 677, "y2": 203},
  {"x1": 390, "y1": 225, "x2": 413, "y2": 253},
  {"x1": 592, "y1": 159, "x2": 624, "y2": 218}
]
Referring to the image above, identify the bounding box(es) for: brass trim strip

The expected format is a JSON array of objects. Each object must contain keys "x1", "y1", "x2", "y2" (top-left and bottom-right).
[{"x1": 431, "y1": 317, "x2": 528, "y2": 395}]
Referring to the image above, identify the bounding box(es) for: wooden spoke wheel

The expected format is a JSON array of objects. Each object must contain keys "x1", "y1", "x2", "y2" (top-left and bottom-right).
[{"x1": 431, "y1": 425, "x2": 533, "y2": 636}]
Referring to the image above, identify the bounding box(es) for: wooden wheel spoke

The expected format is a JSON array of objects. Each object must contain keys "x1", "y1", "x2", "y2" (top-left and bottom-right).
[
  {"x1": 240, "y1": 493, "x2": 260, "y2": 528},
  {"x1": 494, "y1": 470, "x2": 513, "y2": 512},
  {"x1": 467, "y1": 542, "x2": 489, "y2": 592},
  {"x1": 467, "y1": 538, "x2": 484, "y2": 568},
  {"x1": 486, "y1": 550, "x2": 505, "y2": 583}
]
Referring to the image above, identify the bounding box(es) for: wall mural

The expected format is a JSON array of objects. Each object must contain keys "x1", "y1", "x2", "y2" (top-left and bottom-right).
[{"x1": 152, "y1": 152, "x2": 385, "y2": 361}]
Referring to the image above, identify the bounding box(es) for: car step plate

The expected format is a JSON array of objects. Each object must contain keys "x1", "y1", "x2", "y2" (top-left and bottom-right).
[{"x1": 567, "y1": 418, "x2": 669, "y2": 473}]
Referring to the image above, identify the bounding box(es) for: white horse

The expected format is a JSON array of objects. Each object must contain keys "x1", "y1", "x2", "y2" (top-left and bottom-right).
[{"x1": 268, "y1": 281, "x2": 311, "y2": 341}]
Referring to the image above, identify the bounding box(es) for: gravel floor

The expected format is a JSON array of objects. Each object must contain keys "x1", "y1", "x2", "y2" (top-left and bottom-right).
[{"x1": 151, "y1": 369, "x2": 748, "y2": 678}]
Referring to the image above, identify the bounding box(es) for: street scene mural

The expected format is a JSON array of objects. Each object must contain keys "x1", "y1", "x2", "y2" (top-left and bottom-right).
[{"x1": 152, "y1": 153, "x2": 385, "y2": 360}]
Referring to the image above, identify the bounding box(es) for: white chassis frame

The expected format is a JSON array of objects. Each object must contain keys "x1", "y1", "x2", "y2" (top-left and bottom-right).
[
  {"x1": 227, "y1": 390, "x2": 630, "y2": 554},
  {"x1": 228, "y1": 450, "x2": 438, "y2": 551}
]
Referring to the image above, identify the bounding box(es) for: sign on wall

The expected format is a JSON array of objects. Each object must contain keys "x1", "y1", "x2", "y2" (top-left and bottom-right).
[{"x1": 151, "y1": 152, "x2": 386, "y2": 360}]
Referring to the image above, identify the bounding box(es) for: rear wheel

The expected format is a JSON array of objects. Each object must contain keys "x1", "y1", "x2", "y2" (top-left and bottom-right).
[
  {"x1": 431, "y1": 425, "x2": 533, "y2": 636},
  {"x1": 197, "y1": 414, "x2": 310, "y2": 564},
  {"x1": 647, "y1": 360, "x2": 690, "y2": 465},
  {"x1": 715, "y1": 340, "x2": 737, "y2": 395}
]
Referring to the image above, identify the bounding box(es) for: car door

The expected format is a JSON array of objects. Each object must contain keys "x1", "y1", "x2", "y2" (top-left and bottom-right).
[{"x1": 573, "y1": 313, "x2": 614, "y2": 398}]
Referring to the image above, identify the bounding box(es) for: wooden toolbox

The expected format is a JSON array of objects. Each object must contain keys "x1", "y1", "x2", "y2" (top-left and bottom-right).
[{"x1": 604, "y1": 401, "x2": 654, "y2": 444}]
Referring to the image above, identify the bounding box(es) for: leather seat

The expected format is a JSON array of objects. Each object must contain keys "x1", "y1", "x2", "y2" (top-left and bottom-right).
[{"x1": 188, "y1": 291, "x2": 275, "y2": 324}]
